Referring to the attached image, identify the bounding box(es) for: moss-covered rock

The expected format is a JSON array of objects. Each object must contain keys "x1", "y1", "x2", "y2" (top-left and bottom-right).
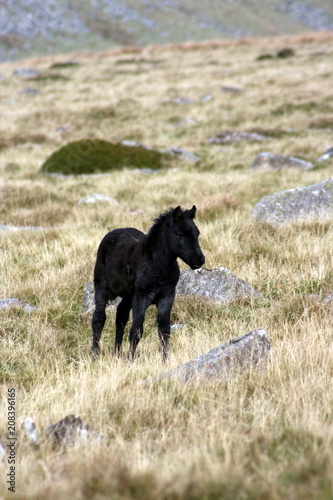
[{"x1": 40, "y1": 139, "x2": 168, "y2": 175}]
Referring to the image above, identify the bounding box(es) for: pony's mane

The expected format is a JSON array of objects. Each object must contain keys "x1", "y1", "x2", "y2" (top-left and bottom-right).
[{"x1": 146, "y1": 207, "x2": 183, "y2": 245}]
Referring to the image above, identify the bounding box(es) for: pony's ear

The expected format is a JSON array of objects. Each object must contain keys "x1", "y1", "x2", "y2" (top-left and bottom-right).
[
  {"x1": 186, "y1": 205, "x2": 196, "y2": 219},
  {"x1": 173, "y1": 206, "x2": 182, "y2": 221}
]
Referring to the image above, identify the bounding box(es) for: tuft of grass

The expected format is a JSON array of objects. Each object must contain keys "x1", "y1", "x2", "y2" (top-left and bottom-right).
[{"x1": 40, "y1": 139, "x2": 171, "y2": 175}]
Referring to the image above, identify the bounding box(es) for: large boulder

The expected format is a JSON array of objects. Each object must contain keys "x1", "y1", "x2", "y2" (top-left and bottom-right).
[
  {"x1": 82, "y1": 267, "x2": 263, "y2": 312},
  {"x1": 151, "y1": 329, "x2": 271, "y2": 383},
  {"x1": 251, "y1": 178, "x2": 333, "y2": 227},
  {"x1": 176, "y1": 267, "x2": 263, "y2": 303},
  {"x1": 252, "y1": 152, "x2": 312, "y2": 171}
]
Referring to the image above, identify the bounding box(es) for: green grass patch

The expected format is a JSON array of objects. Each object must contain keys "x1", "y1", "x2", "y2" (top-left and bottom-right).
[{"x1": 40, "y1": 139, "x2": 171, "y2": 175}]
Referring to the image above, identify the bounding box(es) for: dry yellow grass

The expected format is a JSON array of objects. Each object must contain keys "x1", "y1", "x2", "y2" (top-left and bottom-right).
[{"x1": 1, "y1": 33, "x2": 333, "y2": 499}]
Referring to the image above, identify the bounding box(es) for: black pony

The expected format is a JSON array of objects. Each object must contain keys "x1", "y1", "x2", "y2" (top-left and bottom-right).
[{"x1": 92, "y1": 205, "x2": 205, "y2": 361}]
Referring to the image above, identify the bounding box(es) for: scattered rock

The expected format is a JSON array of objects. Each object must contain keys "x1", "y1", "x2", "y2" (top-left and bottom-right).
[
  {"x1": 221, "y1": 85, "x2": 244, "y2": 94},
  {"x1": 151, "y1": 329, "x2": 271, "y2": 383},
  {"x1": 177, "y1": 267, "x2": 263, "y2": 303},
  {"x1": 83, "y1": 267, "x2": 263, "y2": 313},
  {"x1": 22, "y1": 417, "x2": 39, "y2": 446},
  {"x1": 18, "y1": 88, "x2": 41, "y2": 95},
  {"x1": 0, "y1": 224, "x2": 47, "y2": 232},
  {"x1": 13, "y1": 68, "x2": 40, "y2": 78},
  {"x1": 164, "y1": 147, "x2": 200, "y2": 163},
  {"x1": 323, "y1": 293, "x2": 333, "y2": 304},
  {"x1": 0, "y1": 441, "x2": 6, "y2": 460},
  {"x1": 206, "y1": 131, "x2": 270, "y2": 144},
  {"x1": 45, "y1": 415, "x2": 103, "y2": 449},
  {"x1": 0, "y1": 298, "x2": 37, "y2": 312},
  {"x1": 252, "y1": 152, "x2": 313, "y2": 170},
  {"x1": 56, "y1": 125, "x2": 70, "y2": 133},
  {"x1": 121, "y1": 140, "x2": 154, "y2": 150},
  {"x1": 316, "y1": 147, "x2": 333, "y2": 161},
  {"x1": 199, "y1": 93, "x2": 213, "y2": 102},
  {"x1": 82, "y1": 282, "x2": 120, "y2": 313},
  {"x1": 251, "y1": 178, "x2": 333, "y2": 227},
  {"x1": 167, "y1": 96, "x2": 195, "y2": 105},
  {"x1": 77, "y1": 193, "x2": 119, "y2": 205}
]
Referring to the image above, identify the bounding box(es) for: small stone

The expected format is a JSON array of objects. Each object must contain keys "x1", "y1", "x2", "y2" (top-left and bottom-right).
[
  {"x1": 164, "y1": 147, "x2": 200, "y2": 163},
  {"x1": 45, "y1": 415, "x2": 103, "y2": 449},
  {"x1": 323, "y1": 293, "x2": 333, "y2": 304},
  {"x1": 316, "y1": 147, "x2": 333, "y2": 161},
  {"x1": 22, "y1": 417, "x2": 39, "y2": 445},
  {"x1": 0, "y1": 224, "x2": 47, "y2": 232},
  {"x1": 252, "y1": 152, "x2": 313, "y2": 171},
  {"x1": 13, "y1": 68, "x2": 40, "y2": 78},
  {"x1": 207, "y1": 131, "x2": 270, "y2": 144},
  {"x1": 0, "y1": 298, "x2": 37, "y2": 312},
  {"x1": 18, "y1": 88, "x2": 41, "y2": 95},
  {"x1": 221, "y1": 85, "x2": 244, "y2": 94},
  {"x1": 199, "y1": 93, "x2": 213, "y2": 102},
  {"x1": 77, "y1": 193, "x2": 119, "y2": 205}
]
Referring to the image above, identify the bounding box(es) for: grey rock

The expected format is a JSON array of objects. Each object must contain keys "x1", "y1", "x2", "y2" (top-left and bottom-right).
[
  {"x1": 0, "y1": 298, "x2": 37, "y2": 312},
  {"x1": 323, "y1": 293, "x2": 333, "y2": 304},
  {"x1": 18, "y1": 88, "x2": 41, "y2": 95},
  {"x1": 316, "y1": 147, "x2": 333, "y2": 162},
  {"x1": 22, "y1": 416, "x2": 39, "y2": 445},
  {"x1": 13, "y1": 68, "x2": 40, "y2": 78},
  {"x1": 252, "y1": 152, "x2": 313, "y2": 171},
  {"x1": 0, "y1": 441, "x2": 6, "y2": 460},
  {"x1": 45, "y1": 414, "x2": 103, "y2": 449},
  {"x1": 121, "y1": 140, "x2": 154, "y2": 150},
  {"x1": 164, "y1": 147, "x2": 200, "y2": 163},
  {"x1": 207, "y1": 131, "x2": 270, "y2": 144},
  {"x1": 221, "y1": 85, "x2": 244, "y2": 94},
  {"x1": 177, "y1": 267, "x2": 263, "y2": 303},
  {"x1": 0, "y1": 224, "x2": 47, "y2": 232},
  {"x1": 152, "y1": 329, "x2": 271, "y2": 383},
  {"x1": 162, "y1": 96, "x2": 195, "y2": 105},
  {"x1": 199, "y1": 93, "x2": 213, "y2": 102},
  {"x1": 83, "y1": 282, "x2": 120, "y2": 313},
  {"x1": 56, "y1": 125, "x2": 70, "y2": 133},
  {"x1": 83, "y1": 267, "x2": 263, "y2": 312},
  {"x1": 251, "y1": 178, "x2": 333, "y2": 227},
  {"x1": 77, "y1": 193, "x2": 119, "y2": 205}
]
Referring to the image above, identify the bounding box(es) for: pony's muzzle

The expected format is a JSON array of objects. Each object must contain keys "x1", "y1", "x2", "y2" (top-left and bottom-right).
[{"x1": 190, "y1": 252, "x2": 205, "y2": 269}]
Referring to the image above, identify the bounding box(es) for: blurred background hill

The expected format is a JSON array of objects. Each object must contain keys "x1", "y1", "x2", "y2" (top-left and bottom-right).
[{"x1": 1, "y1": 0, "x2": 333, "y2": 61}]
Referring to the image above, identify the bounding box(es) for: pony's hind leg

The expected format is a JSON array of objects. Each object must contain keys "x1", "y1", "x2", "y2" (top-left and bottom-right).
[
  {"x1": 91, "y1": 286, "x2": 109, "y2": 357},
  {"x1": 115, "y1": 296, "x2": 132, "y2": 356},
  {"x1": 128, "y1": 295, "x2": 150, "y2": 360}
]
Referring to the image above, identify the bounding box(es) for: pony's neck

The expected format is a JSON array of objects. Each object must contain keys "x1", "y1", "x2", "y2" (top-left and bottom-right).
[{"x1": 145, "y1": 220, "x2": 177, "y2": 270}]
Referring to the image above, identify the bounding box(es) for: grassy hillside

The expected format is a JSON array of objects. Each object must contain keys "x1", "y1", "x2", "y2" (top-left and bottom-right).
[
  {"x1": 1, "y1": 33, "x2": 333, "y2": 499},
  {"x1": 1, "y1": 0, "x2": 333, "y2": 61}
]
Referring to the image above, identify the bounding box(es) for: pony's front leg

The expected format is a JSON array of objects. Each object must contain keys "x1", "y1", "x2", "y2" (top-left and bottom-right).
[
  {"x1": 128, "y1": 295, "x2": 150, "y2": 360},
  {"x1": 115, "y1": 296, "x2": 132, "y2": 356},
  {"x1": 156, "y1": 293, "x2": 175, "y2": 362}
]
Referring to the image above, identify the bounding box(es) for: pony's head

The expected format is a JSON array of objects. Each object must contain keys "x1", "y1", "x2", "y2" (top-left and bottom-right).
[{"x1": 169, "y1": 205, "x2": 205, "y2": 269}]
